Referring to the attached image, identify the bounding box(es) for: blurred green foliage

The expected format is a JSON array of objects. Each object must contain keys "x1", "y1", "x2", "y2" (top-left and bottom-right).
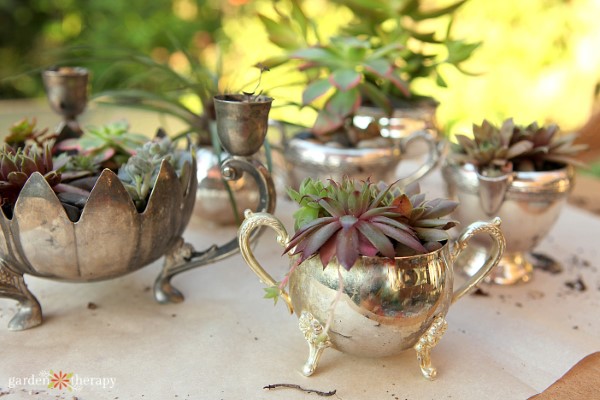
[
  {"x1": 0, "y1": 0, "x2": 224, "y2": 98},
  {"x1": 1, "y1": 0, "x2": 600, "y2": 134}
]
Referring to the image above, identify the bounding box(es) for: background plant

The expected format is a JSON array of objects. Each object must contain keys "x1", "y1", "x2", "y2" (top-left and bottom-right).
[{"x1": 449, "y1": 118, "x2": 588, "y2": 176}]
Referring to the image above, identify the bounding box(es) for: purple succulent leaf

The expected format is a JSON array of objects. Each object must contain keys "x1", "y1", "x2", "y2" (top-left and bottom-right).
[
  {"x1": 369, "y1": 215, "x2": 416, "y2": 234},
  {"x1": 499, "y1": 118, "x2": 514, "y2": 146},
  {"x1": 299, "y1": 221, "x2": 343, "y2": 261},
  {"x1": 356, "y1": 220, "x2": 395, "y2": 258},
  {"x1": 361, "y1": 205, "x2": 396, "y2": 219},
  {"x1": 543, "y1": 155, "x2": 588, "y2": 168},
  {"x1": 284, "y1": 217, "x2": 335, "y2": 253},
  {"x1": 335, "y1": 227, "x2": 360, "y2": 270},
  {"x1": 455, "y1": 134, "x2": 475, "y2": 152},
  {"x1": 424, "y1": 241, "x2": 443, "y2": 252},
  {"x1": 412, "y1": 218, "x2": 458, "y2": 228},
  {"x1": 20, "y1": 156, "x2": 38, "y2": 176},
  {"x1": 319, "y1": 235, "x2": 338, "y2": 268},
  {"x1": 358, "y1": 234, "x2": 379, "y2": 257},
  {"x1": 7, "y1": 171, "x2": 28, "y2": 187},
  {"x1": 316, "y1": 196, "x2": 346, "y2": 217},
  {"x1": 506, "y1": 140, "x2": 534, "y2": 159},
  {"x1": 339, "y1": 214, "x2": 359, "y2": 229},
  {"x1": 414, "y1": 227, "x2": 450, "y2": 242},
  {"x1": 1, "y1": 156, "x2": 17, "y2": 178},
  {"x1": 372, "y1": 221, "x2": 426, "y2": 253}
]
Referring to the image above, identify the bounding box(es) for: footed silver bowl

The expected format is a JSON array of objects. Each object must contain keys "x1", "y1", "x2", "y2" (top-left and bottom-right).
[{"x1": 443, "y1": 163, "x2": 574, "y2": 284}]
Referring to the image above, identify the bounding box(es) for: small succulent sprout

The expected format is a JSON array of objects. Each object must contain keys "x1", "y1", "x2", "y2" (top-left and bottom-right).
[
  {"x1": 449, "y1": 118, "x2": 588, "y2": 175},
  {"x1": 285, "y1": 177, "x2": 458, "y2": 271},
  {"x1": 0, "y1": 144, "x2": 61, "y2": 211}
]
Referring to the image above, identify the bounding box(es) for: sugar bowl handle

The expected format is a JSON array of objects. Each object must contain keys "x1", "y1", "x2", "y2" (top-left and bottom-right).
[
  {"x1": 238, "y1": 210, "x2": 294, "y2": 313},
  {"x1": 397, "y1": 130, "x2": 441, "y2": 186},
  {"x1": 451, "y1": 217, "x2": 505, "y2": 303}
]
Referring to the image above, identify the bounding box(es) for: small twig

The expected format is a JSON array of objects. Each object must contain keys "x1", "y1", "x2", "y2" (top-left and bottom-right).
[{"x1": 264, "y1": 383, "x2": 336, "y2": 397}]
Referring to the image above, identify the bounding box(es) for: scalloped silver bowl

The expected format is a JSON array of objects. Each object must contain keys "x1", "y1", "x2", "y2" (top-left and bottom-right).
[{"x1": 0, "y1": 158, "x2": 197, "y2": 330}]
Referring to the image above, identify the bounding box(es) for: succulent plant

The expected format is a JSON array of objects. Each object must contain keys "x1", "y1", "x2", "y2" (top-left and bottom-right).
[
  {"x1": 118, "y1": 136, "x2": 191, "y2": 211},
  {"x1": 449, "y1": 118, "x2": 588, "y2": 175},
  {"x1": 259, "y1": 0, "x2": 480, "y2": 137},
  {"x1": 510, "y1": 122, "x2": 588, "y2": 171},
  {"x1": 55, "y1": 120, "x2": 148, "y2": 170},
  {"x1": 4, "y1": 118, "x2": 56, "y2": 148},
  {"x1": 331, "y1": 0, "x2": 480, "y2": 96},
  {"x1": 291, "y1": 36, "x2": 409, "y2": 136},
  {"x1": 285, "y1": 177, "x2": 458, "y2": 271},
  {"x1": 0, "y1": 144, "x2": 61, "y2": 214}
]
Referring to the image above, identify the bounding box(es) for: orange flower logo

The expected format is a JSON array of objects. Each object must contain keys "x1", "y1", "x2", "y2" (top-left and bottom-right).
[{"x1": 48, "y1": 370, "x2": 73, "y2": 391}]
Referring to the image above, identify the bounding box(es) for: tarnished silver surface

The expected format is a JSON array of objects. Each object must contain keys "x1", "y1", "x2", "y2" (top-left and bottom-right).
[
  {"x1": 154, "y1": 95, "x2": 278, "y2": 304},
  {"x1": 282, "y1": 130, "x2": 440, "y2": 189},
  {"x1": 443, "y1": 163, "x2": 574, "y2": 284},
  {"x1": 238, "y1": 211, "x2": 505, "y2": 379},
  {"x1": 42, "y1": 66, "x2": 88, "y2": 138},
  {"x1": 353, "y1": 101, "x2": 439, "y2": 157},
  {"x1": 0, "y1": 158, "x2": 196, "y2": 330},
  {"x1": 213, "y1": 94, "x2": 273, "y2": 156},
  {"x1": 195, "y1": 147, "x2": 258, "y2": 225}
]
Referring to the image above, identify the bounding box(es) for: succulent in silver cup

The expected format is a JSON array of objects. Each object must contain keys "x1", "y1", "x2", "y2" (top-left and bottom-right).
[
  {"x1": 444, "y1": 118, "x2": 587, "y2": 284},
  {"x1": 238, "y1": 177, "x2": 505, "y2": 379}
]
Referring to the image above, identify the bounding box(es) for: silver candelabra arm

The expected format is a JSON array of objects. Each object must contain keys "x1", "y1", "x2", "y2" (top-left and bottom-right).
[{"x1": 154, "y1": 155, "x2": 276, "y2": 304}]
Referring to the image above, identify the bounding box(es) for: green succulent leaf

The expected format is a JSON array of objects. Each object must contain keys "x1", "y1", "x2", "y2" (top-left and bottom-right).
[
  {"x1": 302, "y1": 79, "x2": 333, "y2": 105},
  {"x1": 329, "y1": 69, "x2": 361, "y2": 91}
]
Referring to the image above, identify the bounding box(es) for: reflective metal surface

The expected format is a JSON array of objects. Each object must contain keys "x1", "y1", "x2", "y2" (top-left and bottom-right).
[
  {"x1": 195, "y1": 147, "x2": 259, "y2": 225},
  {"x1": 0, "y1": 159, "x2": 196, "y2": 330},
  {"x1": 238, "y1": 211, "x2": 505, "y2": 379},
  {"x1": 42, "y1": 66, "x2": 89, "y2": 139},
  {"x1": 443, "y1": 163, "x2": 574, "y2": 285},
  {"x1": 282, "y1": 130, "x2": 440, "y2": 189},
  {"x1": 213, "y1": 94, "x2": 272, "y2": 156},
  {"x1": 353, "y1": 101, "x2": 439, "y2": 157}
]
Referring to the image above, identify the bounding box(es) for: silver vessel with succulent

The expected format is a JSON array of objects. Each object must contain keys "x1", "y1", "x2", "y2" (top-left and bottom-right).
[
  {"x1": 239, "y1": 177, "x2": 504, "y2": 379},
  {"x1": 0, "y1": 71, "x2": 277, "y2": 330},
  {"x1": 443, "y1": 118, "x2": 587, "y2": 284}
]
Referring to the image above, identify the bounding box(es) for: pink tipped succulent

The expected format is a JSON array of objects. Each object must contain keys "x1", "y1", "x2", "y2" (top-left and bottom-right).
[
  {"x1": 285, "y1": 177, "x2": 458, "y2": 271},
  {"x1": 0, "y1": 144, "x2": 61, "y2": 208}
]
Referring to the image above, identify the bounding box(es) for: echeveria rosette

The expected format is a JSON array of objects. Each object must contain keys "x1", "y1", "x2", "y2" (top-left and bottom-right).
[
  {"x1": 0, "y1": 144, "x2": 61, "y2": 208},
  {"x1": 450, "y1": 118, "x2": 588, "y2": 176},
  {"x1": 284, "y1": 177, "x2": 458, "y2": 271},
  {"x1": 293, "y1": 37, "x2": 410, "y2": 136}
]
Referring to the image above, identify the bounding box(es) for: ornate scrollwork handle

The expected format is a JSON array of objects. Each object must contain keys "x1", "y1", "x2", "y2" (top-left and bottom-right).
[
  {"x1": 238, "y1": 210, "x2": 293, "y2": 313},
  {"x1": 451, "y1": 217, "x2": 505, "y2": 303},
  {"x1": 154, "y1": 155, "x2": 276, "y2": 304},
  {"x1": 397, "y1": 130, "x2": 441, "y2": 186}
]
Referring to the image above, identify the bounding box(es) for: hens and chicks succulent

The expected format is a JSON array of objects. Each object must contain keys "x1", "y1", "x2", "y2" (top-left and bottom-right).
[{"x1": 0, "y1": 118, "x2": 191, "y2": 220}]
